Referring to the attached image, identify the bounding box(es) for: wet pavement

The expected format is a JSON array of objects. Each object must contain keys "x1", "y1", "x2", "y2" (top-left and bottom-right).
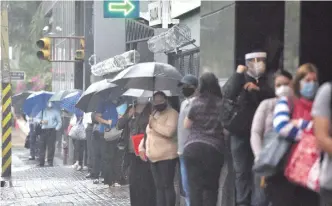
[{"x1": 1, "y1": 148, "x2": 130, "y2": 206}]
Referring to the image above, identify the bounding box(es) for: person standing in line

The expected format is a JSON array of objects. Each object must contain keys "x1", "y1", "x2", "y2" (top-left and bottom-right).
[
  {"x1": 117, "y1": 100, "x2": 156, "y2": 206},
  {"x1": 94, "y1": 98, "x2": 119, "y2": 186},
  {"x1": 84, "y1": 112, "x2": 94, "y2": 178},
  {"x1": 177, "y1": 74, "x2": 198, "y2": 206},
  {"x1": 183, "y1": 72, "x2": 225, "y2": 206},
  {"x1": 28, "y1": 115, "x2": 38, "y2": 160},
  {"x1": 35, "y1": 102, "x2": 62, "y2": 167},
  {"x1": 312, "y1": 81, "x2": 332, "y2": 206},
  {"x1": 222, "y1": 51, "x2": 274, "y2": 206},
  {"x1": 139, "y1": 91, "x2": 179, "y2": 206},
  {"x1": 272, "y1": 63, "x2": 319, "y2": 206},
  {"x1": 250, "y1": 70, "x2": 293, "y2": 206}
]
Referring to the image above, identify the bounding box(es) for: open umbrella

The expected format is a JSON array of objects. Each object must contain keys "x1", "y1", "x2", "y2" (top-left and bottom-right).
[
  {"x1": 49, "y1": 90, "x2": 69, "y2": 102},
  {"x1": 122, "y1": 89, "x2": 174, "y2": 98},
  {"x1": 12, "y1": 91, "x2": 33, "y2": 115},
  {"x1": 61, "y1": 90, "x2": 83, "y2": 116},
  {"x1": 109, "y1": 62, "x2": 183, "y2": 95},
  {"x1": 76, "y1": 79, "x2": 120, "y2": 112},
  {"x1": 23, "y1": 91, "x2": 54, "y2": 117}
]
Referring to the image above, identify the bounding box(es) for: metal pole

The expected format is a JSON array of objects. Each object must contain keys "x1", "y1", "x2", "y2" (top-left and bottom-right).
[
  {"x1": 1, "y1": 1, "x2": 12, "y2": 181},
  {"x1": 161, "y1": 0, "x2": 169, "y2": 29}
]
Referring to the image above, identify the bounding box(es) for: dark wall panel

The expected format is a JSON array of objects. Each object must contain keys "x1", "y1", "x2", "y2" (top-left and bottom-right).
[
  {"x1": 300, "y1": 2, "x2": 332, "y2": 84},
  {"x1": 235, "y1": 1, "x2": 285, "y2": 73}
]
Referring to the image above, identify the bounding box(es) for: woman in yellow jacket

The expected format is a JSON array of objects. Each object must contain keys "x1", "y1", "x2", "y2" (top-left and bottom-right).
[{"x1": 139, "y1": 91, "x2": 179, "y2": 206}]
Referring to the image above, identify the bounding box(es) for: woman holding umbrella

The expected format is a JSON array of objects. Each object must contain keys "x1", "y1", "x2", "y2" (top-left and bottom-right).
[
  {"x1": 117, "y1": 99, "x2": 156, "y2": 206},
  {"x1": 139, "y1": 91, "x2": 179, "y2": 206}
]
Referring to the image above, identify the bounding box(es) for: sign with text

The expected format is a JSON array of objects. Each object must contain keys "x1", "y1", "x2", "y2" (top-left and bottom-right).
[
  {"x1": 10, "y1": 71, "x2": 25, "y2": 81},
  {"x1": 104, "y1": 0, "x2": 139, "y2": 18},
  {"x1": 148, "y1": 1, "x2": 162, "y2": 26}
]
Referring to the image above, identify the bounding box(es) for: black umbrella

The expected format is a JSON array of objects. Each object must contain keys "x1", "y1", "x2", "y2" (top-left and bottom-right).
[
  {"x1": 12, "y1": 91, "x2": 33, "y2": 115},
  {"x1": 75, "y1": 79, "x2": 123, "y2": 112},
  {"x1": 109, "y1": 62, "x2": 183, "y2": 95}
]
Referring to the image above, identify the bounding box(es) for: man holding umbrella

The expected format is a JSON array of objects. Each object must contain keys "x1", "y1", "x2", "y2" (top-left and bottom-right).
[{"x1": 35, "y1": 101, "x2": 62, "y2": 167}]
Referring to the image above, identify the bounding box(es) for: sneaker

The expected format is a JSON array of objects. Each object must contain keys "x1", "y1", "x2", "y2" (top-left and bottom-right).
[
  {"x1": 82, "y1": 166, "x2": 88, "y2": 171},
  {"x1": 29, "y1": 156, "x2": 35, "y2": 160},
  {"x1": 93, "y1": 179, "x2": 99, "y2": 184},
  {"x1": 71, "y1": 162, "x2": 79, "y2": 169},
  {"x1": 76, "y1": 166, "x2": 82, "y2": 171},
  {"x1": 113, "y1": 183, "x2": 121, "y2": 187}
]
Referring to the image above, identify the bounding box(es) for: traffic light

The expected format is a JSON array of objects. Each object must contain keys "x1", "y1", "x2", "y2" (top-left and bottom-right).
[
  {"x1": 36, "y1": 37, "x2": 51, "y2": 61},
  {"x1": 75, "y1": 39, "x2": 85, "y2": 61}
]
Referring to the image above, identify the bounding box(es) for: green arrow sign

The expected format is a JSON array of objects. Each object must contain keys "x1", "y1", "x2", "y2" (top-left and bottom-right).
[{"x1": 108, "y1": 0, "x2": 135, "y2": 16}]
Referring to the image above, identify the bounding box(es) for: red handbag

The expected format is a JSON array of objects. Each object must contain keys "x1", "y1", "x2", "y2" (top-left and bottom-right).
[
  {"x1": 284, "y1": 131, "x2": 320, "y2": 191},
  {"x1": 131, "y1": 133, "x2": 145, "y2": 156}
]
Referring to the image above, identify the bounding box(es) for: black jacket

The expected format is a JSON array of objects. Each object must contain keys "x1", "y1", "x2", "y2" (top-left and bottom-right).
[{"x1": 222, "y1": 72, "x2": 274, "y2": 136}]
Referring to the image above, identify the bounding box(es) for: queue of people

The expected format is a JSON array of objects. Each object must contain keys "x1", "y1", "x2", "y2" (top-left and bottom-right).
[{"x1": 20, "y1": 50, "x2": 332, "y2": 206}]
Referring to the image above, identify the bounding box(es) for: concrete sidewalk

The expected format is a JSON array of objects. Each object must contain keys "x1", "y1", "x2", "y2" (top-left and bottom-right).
[{"x1": 1, "y1": 148, "x2": 130, "y2": 206}]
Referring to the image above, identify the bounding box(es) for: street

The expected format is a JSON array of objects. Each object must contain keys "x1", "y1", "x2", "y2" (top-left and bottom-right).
[{"x1": 1, "y1": 130, "x2": 130, "y2": 206}]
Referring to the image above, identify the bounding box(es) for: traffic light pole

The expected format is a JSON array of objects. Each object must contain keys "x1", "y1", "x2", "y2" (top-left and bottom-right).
[{"x1": 1, "y1": 2, "x2": 12, "y2": 186}]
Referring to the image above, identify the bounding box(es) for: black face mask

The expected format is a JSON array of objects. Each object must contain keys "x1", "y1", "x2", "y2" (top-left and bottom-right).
[
  {"x1": 182, "y1": 87, "x2": 195, "y2": 97},
  {"x1": 154, "y1": 103, "x2": 167, "y2": 112}
]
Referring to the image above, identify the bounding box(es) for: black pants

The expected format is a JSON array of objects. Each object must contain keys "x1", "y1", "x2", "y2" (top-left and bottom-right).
[
  {"x1": 265, "y1": 172, "x2": 320, "y2": 206},
  {"x1": 39, "y1": 128, "x2": 56, "y2": 165},
  {"x1": 91, "y1": 131, "x2": 102, "y2": 178},
  {"x1": 73, "y1": 139, "x2": 87, "y2": 166},
  {"x1": 86, "y1": 125, "x2": 94, "y2": 172},
  {"x1": 183, "y1": 142, "x2": 224, "y2": 206},
  {"x1": 128, "y1": 153, "x2": 156, "y2": 206},
  {"x1": 320, "y1": 189, "x2": 332, "y2": 206},
  {"x1": 101, "y1": 138, "x2": 122, "y2": 185},
  {"x1": 150, "y1": 159, "x2": 177, "y2": 206}
]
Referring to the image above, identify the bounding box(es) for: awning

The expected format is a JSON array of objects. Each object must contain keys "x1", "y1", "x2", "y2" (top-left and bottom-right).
[{"x1": 90, "y1": 50, "x2": 140, "y2": 76}]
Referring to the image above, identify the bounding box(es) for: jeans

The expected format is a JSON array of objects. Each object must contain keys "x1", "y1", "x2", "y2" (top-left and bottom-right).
[
  {"x1": 73, "y1": 139, "x2": 87, "y2": 166},
  {"x1": 39, "y1": 128, "x2": 56, "y2": 165},
  {"x1": 150, "y1": 159, "x2": 177, "y2": 206},
  {"x1": 86, "y1": 125, "x2": 93, "y2": 172},
  {"x1": 230, "y1": 134, "x2": 254, "y2": 206},
  {"x1": 179, "y1": 156, "x2": 190, "y2": 206},
  {"x1": 91, "y1": 131, "x2": 102, "y2": 178},
  {"x1": 183, "y1": 142, "x2": 223, "y2": 206},
  {"x1": 252, "y1": 174, "x2": 268, "y2": 206}
]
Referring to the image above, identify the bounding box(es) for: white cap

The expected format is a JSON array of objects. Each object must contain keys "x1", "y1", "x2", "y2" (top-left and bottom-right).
[{"x1": 245, "y1": 52, "x2": 267, "y2": 60}]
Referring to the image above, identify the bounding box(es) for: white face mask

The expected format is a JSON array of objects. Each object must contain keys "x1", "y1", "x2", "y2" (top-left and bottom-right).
[
  {"x1": 247, "y1": 62, "x2": 266, "y2": 78},
  {"x1": 47, "y1": 102, "x2": 52, "y2": 108},
  {"x1": 275, "y1": 85, "x2": 292, "y2": 97}
]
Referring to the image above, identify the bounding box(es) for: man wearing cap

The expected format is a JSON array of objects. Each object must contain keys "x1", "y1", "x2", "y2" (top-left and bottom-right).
[
  {"x1": 222, "y1": 51, "x2": 274, "y2": 206},
  {"x1": 177, "y1": 74, "x2": 198, "y2": 206}
]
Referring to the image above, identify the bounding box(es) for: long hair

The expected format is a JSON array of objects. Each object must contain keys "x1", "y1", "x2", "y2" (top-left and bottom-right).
[
  {"x1": 198, "y1": 72, "x2": 223, "y2": 98},
  {"x1": 293, "y1": 63, "x2": 318, "y2": 97}
]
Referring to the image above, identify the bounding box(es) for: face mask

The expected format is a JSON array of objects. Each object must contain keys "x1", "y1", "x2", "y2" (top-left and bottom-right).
[
  {"x1": 154, "y1": 103, "x2": 167, "y2": 112},
  {"x1": 275, "y1": 85, "x2": 292, "y2": 97},
  {"x1": 47, "y1": 102, "x2": 52, "y2": 108},
  {"x1": 248, "y1": 62, "x2": 266, "y2": 78},
  {"x1": 182, "y1": 87, "x2": 195, "y2": 97},
  {"x1": 300, "y1": 81, "x2": 318, "y2": 99}
]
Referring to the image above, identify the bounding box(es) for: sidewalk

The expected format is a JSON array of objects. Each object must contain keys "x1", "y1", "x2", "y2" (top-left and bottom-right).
[{"x1": 1, "y1": 148, "x2": 130, "y2": 206}]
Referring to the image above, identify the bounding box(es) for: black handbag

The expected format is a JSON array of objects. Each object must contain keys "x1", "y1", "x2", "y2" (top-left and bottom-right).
[{"x1": 24, "y1": 135, "x2": 30, "y2": 149}]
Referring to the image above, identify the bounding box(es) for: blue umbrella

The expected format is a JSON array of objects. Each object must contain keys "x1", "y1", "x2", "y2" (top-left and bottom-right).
[
  {"x1": 60, "y1": 91, "x2": 83, "y2": 117},
  {"x1": 23, "y1": 91, "x2": 54, "y2": 117}
]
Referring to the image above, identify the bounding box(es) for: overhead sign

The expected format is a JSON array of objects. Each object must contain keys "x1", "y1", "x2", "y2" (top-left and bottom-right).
[
  {"x1": 104, "y1": 0, "x2": 139, "y2": 18},
  {"x1": 10, "y1": 71, "x2": 25, "y2": 81},
  {"x1": 148, "y1": 1, "x2": 162, "y2": 26}
]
